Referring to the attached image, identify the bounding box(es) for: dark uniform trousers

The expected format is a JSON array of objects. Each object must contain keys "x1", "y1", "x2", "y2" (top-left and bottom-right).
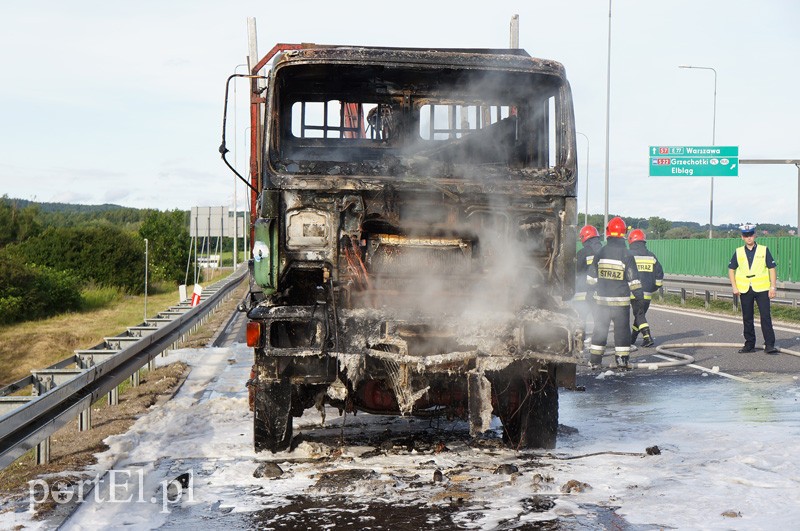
[
  {"x1": 592, "y1": 305, "x2": 632, "y2": 353},
  {"x1": 740, "y1": 288, "x2": 776, "y2": 349},
  {"x1": 631, "y1": 299, "x2": 651, "y2": 335}
]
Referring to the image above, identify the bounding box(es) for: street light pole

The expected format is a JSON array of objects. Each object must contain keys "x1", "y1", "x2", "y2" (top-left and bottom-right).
[
  {"x1": 577, "y1": 132, "x2": 590, "y2": 226},
  {"x1": 233, "y1": 63, "x2": 248, "y2": 268},
  {"x1": 243, "y1": 126, "x2": 252, "y2": 260},
  {"x1": 679, "y1": 65, "x2": 717, "y2": 239},
  {"x1": 143, "y1": 238, "x2": 148, "y2": 322},
  {"x1": 603, "y1": 0, "x2": 612, "y2": 237}
]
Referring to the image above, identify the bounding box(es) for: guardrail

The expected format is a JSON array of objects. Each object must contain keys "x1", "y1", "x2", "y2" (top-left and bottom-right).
[
  {"x1": 661, "y1": 274, "x2": 800, "y2": 310},
  {"x1": 0, "y1": 268, "x2": 247, "y2": 469}
]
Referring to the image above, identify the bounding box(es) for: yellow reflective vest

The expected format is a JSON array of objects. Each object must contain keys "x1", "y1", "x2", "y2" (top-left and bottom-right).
[{"x1": 734, "y1": 245, "x2": 770, "y2": 293}]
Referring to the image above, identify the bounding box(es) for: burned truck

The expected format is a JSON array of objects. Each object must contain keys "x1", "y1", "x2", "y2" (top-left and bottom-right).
[{"x1": 221, "y1": 42, "x2": 581, "y2": 453}]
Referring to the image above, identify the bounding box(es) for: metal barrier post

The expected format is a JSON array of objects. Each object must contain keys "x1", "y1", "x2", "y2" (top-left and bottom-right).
[
  {"x1": 36, "y1": 438, "x2": 50, "y2": 465},
  {"x1": 79, "y1": 408, "x2": 92, "y2": 431},
  {"x1": 108, "y1": 385, "x2": 119, "y2": 406}
]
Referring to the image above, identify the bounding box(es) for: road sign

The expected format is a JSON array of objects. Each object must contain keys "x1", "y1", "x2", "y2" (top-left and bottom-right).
[{"x1": 649, "y1": 145, "x2": 739, "y2": 177}]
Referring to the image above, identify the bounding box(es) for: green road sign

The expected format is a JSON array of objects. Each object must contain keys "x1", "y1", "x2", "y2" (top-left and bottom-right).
[{"x1": 649, "y1": 145, "x2": 739, "y2": 177}]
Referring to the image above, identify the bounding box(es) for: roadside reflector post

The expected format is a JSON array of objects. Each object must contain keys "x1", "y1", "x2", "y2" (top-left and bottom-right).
[
  {"x1": 680, "y1": 288, "x2": 686, "y2": 305},
  {"x1": 733, "y1": 293, "x2": 739, "y2": 311},
  {"x1": 704, "y1": 290, "x2": 711, "y2": 310},
  {"x1": 191, "y1": 284, "x2": 203, "y2": 307}
]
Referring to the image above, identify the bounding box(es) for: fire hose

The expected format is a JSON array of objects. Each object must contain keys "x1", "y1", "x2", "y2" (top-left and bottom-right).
[{"x1": 588, "y1": 342, "x2": 800, "y2": 375}]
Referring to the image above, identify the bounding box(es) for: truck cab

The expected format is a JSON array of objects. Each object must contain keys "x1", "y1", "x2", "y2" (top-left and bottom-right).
[{"x1": 227, "y1": 44, "x2": 581, "y2": 452}]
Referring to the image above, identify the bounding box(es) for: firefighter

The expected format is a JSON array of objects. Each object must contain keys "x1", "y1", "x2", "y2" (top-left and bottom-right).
[
  {"x1": 586, "y1": 217, "x2": 644, "y2": 370},
  {"x1": 728, "y1": 223, "x2": 778, "y2": 354},
  {"x1": 627, "y1": 229, "x2": 664, "y2": 347},
  {"x1": 574, "y1": 225, "x2": 602, "y2": 333}
]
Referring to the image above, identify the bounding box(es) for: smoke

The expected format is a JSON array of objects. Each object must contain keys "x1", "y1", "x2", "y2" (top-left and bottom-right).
[{"x1": 280, "y1": 58, "x2": 572, "y2": 354}]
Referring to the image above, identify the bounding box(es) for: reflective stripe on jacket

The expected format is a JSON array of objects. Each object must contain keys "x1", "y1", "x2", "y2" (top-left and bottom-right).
[
  {"x1": 628, "y1": 241, "x2": 664, "y2": 300},
  {"x1": 734, "y1": 245, "x2": 770, "y2": 292},
  {"x1": 587, "y1": 238, "x2": 643, "y2": 307}
]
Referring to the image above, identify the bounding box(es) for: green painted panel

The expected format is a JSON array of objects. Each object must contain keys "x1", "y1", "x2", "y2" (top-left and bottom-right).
[{"x1": 646, "y1": 236, "x2": 799, "y2": 282}]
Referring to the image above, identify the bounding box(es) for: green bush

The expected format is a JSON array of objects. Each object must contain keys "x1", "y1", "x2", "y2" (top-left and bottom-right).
[
  {"x1": 9, "y1": 224, "x2": 145, "y2": 293},
  {"x1": 0, "y1": 254, "x2": 82, "y2": 324},
  {"x1": 0, "y1": 295, "x2": 23, "y2": 323}
]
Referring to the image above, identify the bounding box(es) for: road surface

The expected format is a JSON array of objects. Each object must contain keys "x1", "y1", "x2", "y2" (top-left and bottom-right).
[{"x1": 21, "y1": 306, "x2": 800, "y2": 530}]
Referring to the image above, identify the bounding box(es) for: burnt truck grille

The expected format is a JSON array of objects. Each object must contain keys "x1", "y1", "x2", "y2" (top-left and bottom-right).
[
  {"x1": 342, "y1": 234, "x2": 478, "y2": 306},
  {"x1": 367, "y1": 235, "x2": 473, "y2": 277}
]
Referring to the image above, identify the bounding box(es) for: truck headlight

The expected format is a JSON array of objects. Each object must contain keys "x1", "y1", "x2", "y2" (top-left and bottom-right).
[{"x1": 286, "y1": 209, "x2": 331, "y2": 249}]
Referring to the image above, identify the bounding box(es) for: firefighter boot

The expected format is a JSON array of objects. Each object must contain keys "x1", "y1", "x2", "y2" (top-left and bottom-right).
[
  {"x1": 589, "y1": 354, "x2": 603, "y2": 370},
  {"x1": 615, "y1": 355, "x2": 631, "y2": 371},
  {"x1": 641, "y1": 327, "x2": 654, "y2": 348}
]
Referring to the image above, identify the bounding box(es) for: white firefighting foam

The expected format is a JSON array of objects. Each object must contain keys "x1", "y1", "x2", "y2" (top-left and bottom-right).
[{"x1": 7, "y1": 344, "x2": 800, "y2": 530}]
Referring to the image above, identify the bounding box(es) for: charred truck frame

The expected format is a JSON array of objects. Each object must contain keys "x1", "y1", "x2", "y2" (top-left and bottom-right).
[{"x1": 221, "y1": 41, "x2": 581, "y2": 453}]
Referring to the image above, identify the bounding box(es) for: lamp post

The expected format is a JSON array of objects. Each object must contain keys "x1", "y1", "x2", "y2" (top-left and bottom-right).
[
  {"x1": 603, "y1": 0, "x2": 612, "y2": 237},
  {"x1": 679, "y1": 65, "x2": 717, "y2": 239},
  {"x1": 143, "y1": 238, "x2": 148, "y2": 322},
  {"x1": 233, "y1": 63, "x2": 248, "y2": 268},
  {"x1": 577, "y1": 132, "x2": 590, "y2": 226},
  {"x1": 243, "y1": 126, "x2": 252, "y2": 260}
]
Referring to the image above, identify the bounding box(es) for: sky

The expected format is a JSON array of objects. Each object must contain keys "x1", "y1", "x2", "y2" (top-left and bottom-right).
[
  {"x1": 1, "y1": 1, "x2": 799, "y2": 227},
  {"x1": 8, "y1": 339, "x2": 800, "y2": 529}
]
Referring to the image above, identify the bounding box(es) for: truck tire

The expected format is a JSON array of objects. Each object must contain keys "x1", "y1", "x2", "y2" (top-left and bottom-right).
[
  {"x1": 495, "y1": 373, "x2": 558, "y2": 450},
  {"x1": 254, "y1": 377, "x2": 293, "y2": 453}
]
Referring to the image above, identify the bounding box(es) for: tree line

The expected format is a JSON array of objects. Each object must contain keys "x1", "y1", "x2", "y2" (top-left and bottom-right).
[
  {"x1": 579, "y1": 214, "x2": 796, "y2": 240},
  {"x1": 0, "y1": 196, "x2": 190, "y2": 325},
  {"x1": 3, "y1": 197, "x2": 795, "y2": 325}
]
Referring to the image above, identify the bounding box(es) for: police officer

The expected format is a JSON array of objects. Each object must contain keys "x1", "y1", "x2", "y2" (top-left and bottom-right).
[
  {"x1": 574, "y1": 225, "x2": 602, "y2": 333},
  {"x1": 627, "y1": 229, "x2": 664, "y2": 347},
  {"x1": 587, "y1": 217, "x2": 645, "y2": 370},
  {"x1": 728, "y1": 223, "x2": 778, "y2": 354}
]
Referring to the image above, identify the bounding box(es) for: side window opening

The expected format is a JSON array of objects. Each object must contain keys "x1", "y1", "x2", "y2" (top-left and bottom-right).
[{"x1": 418, "y1": 104, "x2": 512, "y2": 140}]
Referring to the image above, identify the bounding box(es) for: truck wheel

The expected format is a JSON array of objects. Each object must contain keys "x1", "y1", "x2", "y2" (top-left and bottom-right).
[
  {"x1": 254, "y1": 378, "x2": 293, "y2": 453},
  {"x1": 495, "y1": 373, "x2": 558, "y2": 450}
]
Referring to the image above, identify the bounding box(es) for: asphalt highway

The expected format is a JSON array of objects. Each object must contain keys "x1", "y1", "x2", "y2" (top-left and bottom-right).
[{"x1": 595, "y1": 304, "x2": 800, "y2": 378}]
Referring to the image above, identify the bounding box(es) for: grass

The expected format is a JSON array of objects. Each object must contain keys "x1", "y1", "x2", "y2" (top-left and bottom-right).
[
  {"x1": 79, "y1": 285, "x2": 123, "y2": 311},
  {"x1": 0, "y1": 281, "x2": 187, "y2": 386}
]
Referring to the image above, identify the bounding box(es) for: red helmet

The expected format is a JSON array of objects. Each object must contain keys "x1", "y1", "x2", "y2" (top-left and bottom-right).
[
  {"x1": 579, "y1": 225, "x2": 599, "y2": 244},
  {"x1": 606, "y1": 216, "x2": 627, "y2": 238},
  {"x1": 628, "y1": 229, "x2": 646, "y2": 244}
]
